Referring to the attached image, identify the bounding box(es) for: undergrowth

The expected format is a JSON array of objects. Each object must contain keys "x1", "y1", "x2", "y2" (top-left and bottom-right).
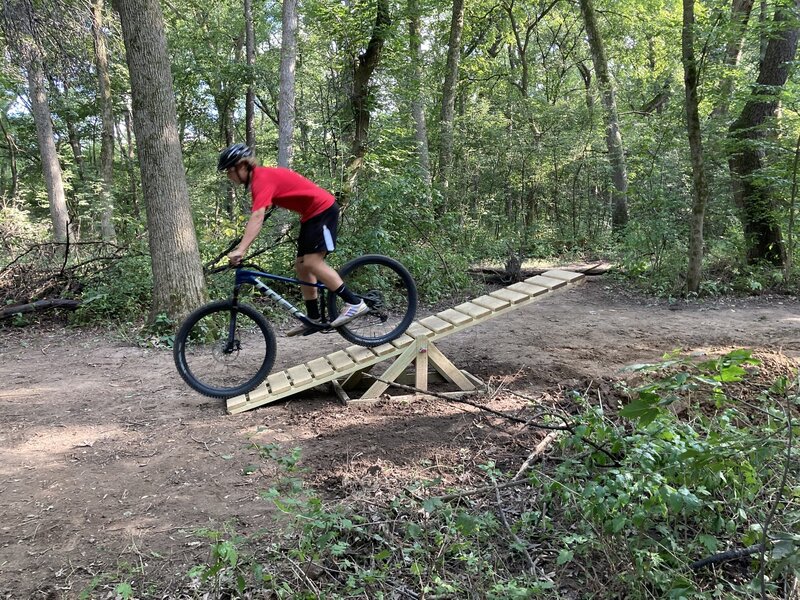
[{"x1": 163, "y1": 349, "x2": 800, "y2": 599}]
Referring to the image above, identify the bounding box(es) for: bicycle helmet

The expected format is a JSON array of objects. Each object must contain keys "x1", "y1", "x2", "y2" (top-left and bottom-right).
[{"x1": 217, "y1": 143, "x2": 253, "y2": 171}]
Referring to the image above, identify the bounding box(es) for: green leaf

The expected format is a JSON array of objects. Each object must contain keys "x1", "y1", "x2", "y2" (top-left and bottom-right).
[{"x1": 556, "y1": 549, "x2": 574, "y2": 565}]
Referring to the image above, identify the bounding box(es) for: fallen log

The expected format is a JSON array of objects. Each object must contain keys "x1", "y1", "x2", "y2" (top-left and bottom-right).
[
  {"x1": 0, "y1": 298, "x2": 81, "y2": 320},
  {"x1": 469, "y1": 261, "x2": 613, "y2": 283}
]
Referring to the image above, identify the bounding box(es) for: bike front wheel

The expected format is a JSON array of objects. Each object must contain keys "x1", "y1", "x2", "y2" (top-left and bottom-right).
[
  {"x1": 173, "y1": 300, "x2": 277, "y2": 399},
  {"x1": 328, "y1": 254, "x2": 418, "y2": 347}
]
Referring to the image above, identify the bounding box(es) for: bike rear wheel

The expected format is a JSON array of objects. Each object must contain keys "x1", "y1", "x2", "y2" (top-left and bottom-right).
[
  {"x1": 173, "y1": 300, "x2": 276, "y2": 399},
  {"x1": 328, "y1": 254, "x2": 417, "y2": 347}
]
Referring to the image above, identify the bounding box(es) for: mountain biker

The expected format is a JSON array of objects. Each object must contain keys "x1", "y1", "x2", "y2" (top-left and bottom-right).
[{"x1": 219, "y1": 143, "x2": 367, "y2": 335}]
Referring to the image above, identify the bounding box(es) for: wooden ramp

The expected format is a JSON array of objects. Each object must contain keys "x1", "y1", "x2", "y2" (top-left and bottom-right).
[{"x1": 226, "y1": 269, "x2": 585, "y2": 414}]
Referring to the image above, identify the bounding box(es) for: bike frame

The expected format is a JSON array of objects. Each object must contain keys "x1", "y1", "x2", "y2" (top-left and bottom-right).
[{"x1": 232, "y1": 267, "x2": 328, "y2": 328}]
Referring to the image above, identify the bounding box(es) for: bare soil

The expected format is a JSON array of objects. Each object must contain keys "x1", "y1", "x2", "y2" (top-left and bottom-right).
[{"x1": 1, "y1": 277, "x2": 798, "y2": 598}]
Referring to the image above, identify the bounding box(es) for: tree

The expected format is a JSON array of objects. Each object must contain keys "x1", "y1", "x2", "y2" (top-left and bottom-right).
[
  {"x1": 682, "y1": 0, "x2": 709, "y2": 293},
  {"x1": 578, "y1": 0, "x2": 628, "y2": 231},
  {"x1": 407, "y1": 0, "x2": 431, "y2": 192},
  {"x1": 1, "y1": 0, "x2": 74, "y2": 243},
  {"x1": 113, "y1": 0, "x2": 207, "y2": 320},
  {"x1": 710, "y1": 0, "x2": 754, "y2": 119},
  {"x1": 728, "y1": 0, "x2": 800, "y2": 265},
  {"x1": 437, "y1": 0, "x2": 464, "y2": 196},
  {"x1": 92, "y1": 0, "x2": 117, "y2": 242},
  {"x1": 341, "y1": 0, "x2": 391, "y2": 203},
  {"x1": 278, "y1": 0, "x2": 298, "y2": 167}
]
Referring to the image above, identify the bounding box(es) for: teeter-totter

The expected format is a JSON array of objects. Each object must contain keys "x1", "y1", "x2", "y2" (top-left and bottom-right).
[{"x1": 226, "y1": 270, "x2": 585, "y2": 414}]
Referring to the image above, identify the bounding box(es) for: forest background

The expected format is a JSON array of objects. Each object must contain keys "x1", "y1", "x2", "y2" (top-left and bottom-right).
[
  {"x1": 1, "y1": 0, "x2": 799, "y2": 326},
  {"x1": 1, "y1": 0, "x2": 799, "y2": 598}
]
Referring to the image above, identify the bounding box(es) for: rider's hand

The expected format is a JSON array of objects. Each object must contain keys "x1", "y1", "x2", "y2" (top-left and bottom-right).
[{"x1": 228, "y1": 249, "x2": 245, "y2": 266}]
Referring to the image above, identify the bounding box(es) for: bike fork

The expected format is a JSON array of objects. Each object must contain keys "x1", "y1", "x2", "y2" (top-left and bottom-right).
[{"x1": 225, "y1": 288, "x2": 242, "y2": 354}]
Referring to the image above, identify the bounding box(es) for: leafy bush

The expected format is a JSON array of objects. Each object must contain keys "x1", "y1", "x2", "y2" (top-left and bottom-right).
[{"x1": 180, "y1": 350, "x2": 798, "y2": 599}]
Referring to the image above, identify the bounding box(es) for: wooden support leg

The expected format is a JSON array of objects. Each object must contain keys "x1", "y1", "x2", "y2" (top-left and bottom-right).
[
  {"x1": 360, "y1": 343, "x2": 419, "y2": 399},
  {"x1": 415, "y1": 336, "x2": 428, "y2": 390},
  {"x1": 427, "y1": 342, "x2": 477, "y2": 391}
]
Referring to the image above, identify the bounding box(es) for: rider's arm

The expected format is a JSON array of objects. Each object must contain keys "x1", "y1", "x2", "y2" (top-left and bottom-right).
[{"x1": 229, "y1": 207, "x2": 266, "y2": 264}]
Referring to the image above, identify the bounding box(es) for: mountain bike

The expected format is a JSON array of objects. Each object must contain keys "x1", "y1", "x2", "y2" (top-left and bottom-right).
[{"x1": 173, "y1": 242, "x2": 417, "y2": 400}]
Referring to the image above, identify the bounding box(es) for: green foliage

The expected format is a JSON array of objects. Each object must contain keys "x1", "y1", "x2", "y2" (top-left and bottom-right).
[
  {"x1": 184, "y1": 351, "x2": 798, "y2": 599},
  {"x1": 71, "y1": 252, "x2": 153, "y2": 325}
]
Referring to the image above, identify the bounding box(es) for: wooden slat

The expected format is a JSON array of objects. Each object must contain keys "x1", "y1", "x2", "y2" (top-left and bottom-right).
[
  {"x1": 524, "y1": 274, "x2": 567, "y2": 289},
  {"x1": 436, "y1": 308, "x2": 473, "y2": 326},
  {"x1": 373, "y1": 342, "x2": 400, "y2": 356},
  {"x1": 328, "y1": 350, "x2": 356, "y2": 372},
  {"x1": 345, "y1": 345, "x2": 377, "y2": 364},
  {"x1": 391, "y1": 333, "x2": 414, "y2": 348},
  {"x1": 472, "y1": 294, "x2": 509, "y2": 311},
  {"x1": 543, "y1": 269, "x2": 585, "y2": 283},
  {"x1": 453, "y1": 302, "x2": 492, "y2": 319},
  {"x1": 405, "y1": 322, "x2": 435, "y2": 339},
  {"x1": 490, "y1": 288, "x2": 528, "y2": 304},
  {"x1": 267, "y1": 371, "x2": 291, "y2": 394},
  {"x1": 287, "y1": 364, "x2": 313, "y2": 386},
  {"x1": 418, "y1": 315, "x2": 454, "y2": 334},
  {"x1": 507, "y1": 282, "x2": 548, "y2": 297},
  {"x1": 307, "y1": 357, "x2": 334, "y2": 378}
]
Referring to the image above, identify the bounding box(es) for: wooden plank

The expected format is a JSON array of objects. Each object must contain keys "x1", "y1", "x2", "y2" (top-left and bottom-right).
[
  {"x1": 453, "y1": 302, "x2": 491, "y2": 319},
  {"x1": 405, "y1": 322, "x2": 435, "y2": 339},
  {"x1": 436, "y1": 308, "x2": 473, "y2": 327},
  {"x1": 267, "y1": 371, "x2": 291, "y2": 394},
  {"x1": 372, "y1": 343, "x2": 399, "y2": 356},
  {"x1": 307, "y1": 357, "x2": 334, "y2": 378},
  {"x1": 286, "y1": 364, "x2": 313, "y2": 387},
  {"x1": 344, "y1": 345, "x2": 377, "y2": 364},
  {"x1": 490, "y1": 288, "x2": 529, "y2": 304},
  {"x1": 390, "y1": 333, "x2": 414, "y2": 348},
  {"x1": 542, "y1": 269, "x2": 585, "y2": 283},
  {"x1": 472, "y1": 294, "x2": 509, "y2": 311},
  {"x1": 418, "y1": 315, "x2": 454, "y2": 334},
  {"x1": 524, "y1": 274, "x2": 566, "y2": 289},
  {"x1": 507, "y1": 282, "x2": 548, "y2": 297},
  {"x1": 328, "y1": 350, "x2": 356, "y2": 372},
  {"x1": 427, "y1": 342, "x2": 476, "y2": 391}
]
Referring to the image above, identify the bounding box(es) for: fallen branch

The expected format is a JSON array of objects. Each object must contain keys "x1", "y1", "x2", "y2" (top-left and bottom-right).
[
  {"x1": 0, "y1": 298, "x2": 81, "y2": 319},
  {"x1": 689, "y1": 544, "x2": 764, "y2": 570}
]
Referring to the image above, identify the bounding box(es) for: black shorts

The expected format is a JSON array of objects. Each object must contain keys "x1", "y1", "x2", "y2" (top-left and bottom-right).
[{"x1": 297, "y1": 203, "x2": 339, "y2": 257}]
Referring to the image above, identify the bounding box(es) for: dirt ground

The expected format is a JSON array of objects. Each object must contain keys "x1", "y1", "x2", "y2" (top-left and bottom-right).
[{"x1": 1, "y1": 277, "x2": 798, "y2": 598}]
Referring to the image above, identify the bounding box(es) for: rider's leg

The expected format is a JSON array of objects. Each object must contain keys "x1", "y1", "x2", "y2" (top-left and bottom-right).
[{"x1": 294, "y1": 255, "x2": 323, "y2": 320}]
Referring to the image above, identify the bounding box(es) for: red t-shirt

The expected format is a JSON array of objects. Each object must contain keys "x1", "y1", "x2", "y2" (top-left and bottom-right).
[{"x1": 250, "y1": 166, "x2": 335, "y2": 222}]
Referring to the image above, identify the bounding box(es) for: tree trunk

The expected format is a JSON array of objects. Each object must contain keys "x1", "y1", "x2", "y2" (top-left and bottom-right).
[
  {"x1": 277, "y1": 0, "x2": 297, "y2": 167},
  {"x1": 578, "y1": 0, "x2": 629, "y2": 231},
  {"x1": 113, "y1": 0, "x2": 207, "y2": 321},
  {"x1": 27, "y1": 56, "x2": 73, "y2": 243},
  {"x1": 117, "y1": 101, "x2": 140, "y2": 218},
  {"x1": 92, "y1": 0, "x2": 117, "y2": 242},
  {"x1": 437, "y1": 0, "x2": 464, "y2": 196},
  {"x1": 341, "y1": 0, "x2": 391, "y2": 204},
  {"x1": 710, "y1": 0, "x2": 754, "y2": 119},
  {"x1": 407, "y1": 0, "x2": 431, "y2": 194},
  {"x1": 682, "y1": 0, "x2": 709, "y2": 293},
  {"x1": 728, "y1": 0, "x2": 799, "y2": 266},
  {"x1": 0, "y1": 114, "x2": 19, "y2": 203},
  {"x1": 245, "y1": 0, "x2": 256, "y2": 149}
]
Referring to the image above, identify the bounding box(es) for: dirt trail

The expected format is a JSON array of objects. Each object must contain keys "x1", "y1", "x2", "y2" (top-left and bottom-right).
[{"x1": 0, "y1": 278, "x2": 797, "y2": 598}]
